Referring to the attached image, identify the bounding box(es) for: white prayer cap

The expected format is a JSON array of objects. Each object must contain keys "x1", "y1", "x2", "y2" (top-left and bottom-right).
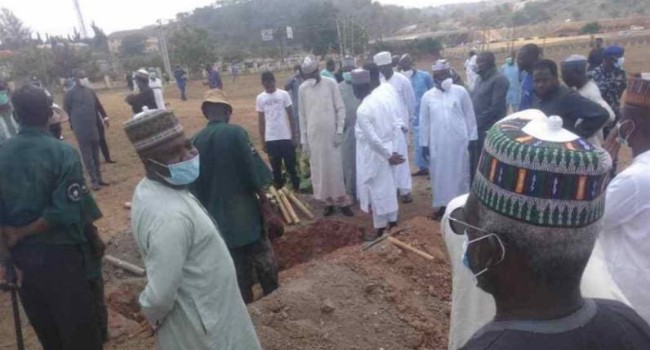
[
  {"x1": 432, "y1": 59, "x2": 450, "y2": 72},
  {"x1": 373, "y1": 51, "x2": 392, "y2": 66},
  {"x1": 136, "y1": 68, "x2": 149, "y2": 79},
  {"x1": 301, "y1": 55, "x2": 319, "y2": 75}
]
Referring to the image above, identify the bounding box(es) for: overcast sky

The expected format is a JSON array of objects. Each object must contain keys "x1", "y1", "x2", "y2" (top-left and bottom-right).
[{"x1": 2, "y1": 0, "x2": 478, "y2": 37}]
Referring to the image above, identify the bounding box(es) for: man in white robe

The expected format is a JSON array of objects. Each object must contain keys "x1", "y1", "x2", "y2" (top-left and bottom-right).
[
  {"x1": 464, "y1": 50, "x2": 479, "y2": 91},
  {"x1": 124, "y1": 110, "x2": 261, "y2": 350},
  {"x1": 374, "y1": 51, "x2": 415, "y2": 203},
  {"x1": 420, "y1": 60, "x2": 477, "y2": 220},
  {"x1": 352, "y1": 68, "x2": 405, "y2": 238},
  {"x1": 148, "y1": 69, "x2": 166, "y2": 110},
  {"x1": 599, "y1": 75, "x2": 650, "y2": 323},
  {"x1": 299, "y1": 56, "x2": 353, "y2": 216}
]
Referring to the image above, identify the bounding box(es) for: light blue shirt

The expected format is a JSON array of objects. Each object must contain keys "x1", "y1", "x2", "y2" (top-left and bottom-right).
[
  {"x1": 410, "y1": 70, "x2": 434, "y2": 125},
  {"x1": 501, "y1": 63, "x2": 521, "y2": 106}
]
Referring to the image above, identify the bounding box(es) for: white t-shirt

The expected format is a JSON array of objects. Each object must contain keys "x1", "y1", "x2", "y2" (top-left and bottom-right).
[{"x1": 256, "y1": 89, "x2": 293, "y2": 141}]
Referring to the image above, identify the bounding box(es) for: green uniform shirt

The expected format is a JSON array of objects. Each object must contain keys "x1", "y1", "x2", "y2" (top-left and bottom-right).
[
  {"x1": 0, "y1": 127, "x2": 102, "y2": 247},
  {"x1": 191, "y1": 121, "x2": 272, "y2": 249}
]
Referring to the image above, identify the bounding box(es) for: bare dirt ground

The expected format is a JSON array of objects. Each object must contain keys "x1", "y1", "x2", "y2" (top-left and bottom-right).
[{"x1": 0, "y1": 45, "x2": 638, "y2": 349}]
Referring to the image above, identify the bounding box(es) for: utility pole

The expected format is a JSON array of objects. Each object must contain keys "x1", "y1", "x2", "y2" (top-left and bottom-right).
[
  {"x1": 72, "y1": 0, "x2": 88, "y2": 38},
  {"x1": 336, "y1": 19, "x2": 344, "y2": 57},
  {"x1": 157, "y1": 20, "x2": 173, "y2": 80}
]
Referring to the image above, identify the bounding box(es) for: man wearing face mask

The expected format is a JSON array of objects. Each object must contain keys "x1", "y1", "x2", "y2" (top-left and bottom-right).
[
  {"x1": 126, "y1": 69, "x2": 158, "y2": 115},
  {"x1": 599, "y1": 75, "x2": 650, "y2": 324},
  {"x1": 299, "y1": 55, "x2": 353, "y2": 217},
  {"x1": 0, "y1": 80, "x2": 18, "y2": 144},
  {"x1": 399, "y1": 54, "x2": 435, "y2": 177},
  {"x1": 193, "y1": 89, "x2": 280, "y2": 303},
  {"x1": 125, "y1": 109, "x2": 262, "y2": 350},
  {"x1": 470, "y1": 51, "x2": 509, "y2": 183},
  {"x1": 446, "y1": 113, "x2": 650, "y2": 350},
  {"x1": 64, "y1": 70, "x2": 109, "y2": 191},
  {"x1": 339, "y1": 57, "x2": 360, "y2": 199},
  {"x1": 375, "y1": 51, "x2": 415, "y2": 203},
  {"x1": 420, "y1": 59, "x2": 477, "y2": 221},
  {"x1": 588, "y1": 45, "x2": 627, "y2": 139}
]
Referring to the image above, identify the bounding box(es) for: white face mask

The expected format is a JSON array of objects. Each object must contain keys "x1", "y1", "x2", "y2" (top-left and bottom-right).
[
  {"x1": 441, "y1": 78, "x2": 453, "y2": 92},
  {"x1": 402, "y1": 70, "x2": 414, "y2": 79},
  {"x1": 616, "y1": 120, "x2": 636, "y2": 147},
  {"x1": 79, "y1": 77, "x2": 90, "y2": 87},
  {"x1": 614, "y1": 57, "x2": 625, "y2": 69}
]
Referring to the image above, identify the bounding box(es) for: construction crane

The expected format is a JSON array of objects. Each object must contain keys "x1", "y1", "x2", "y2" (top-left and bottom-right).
[{"x1": 72, "y1": 0, "x2": 88, "y2": 38}]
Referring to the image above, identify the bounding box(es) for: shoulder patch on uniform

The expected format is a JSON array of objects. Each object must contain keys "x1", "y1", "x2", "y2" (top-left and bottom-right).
[
  {"x1": 67, "y1": 183, "x2": 82, "y2": 202},
  {"x1": 249, "y1": 142, "x2": 258, "y2": 155}
]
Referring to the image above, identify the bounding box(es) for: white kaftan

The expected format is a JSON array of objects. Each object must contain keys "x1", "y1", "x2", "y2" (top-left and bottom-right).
[
  {"x1": 384, "y1": 72, "x2": 415, "y2": 194},
  {"x1": 442, "y1": 195, "x2": 631, "y2": 350},
  {"x1": 464, "y1": 55, "x2": 478, "y2": 91},
  {"x1": 577, "y1": 80, "x2": 615, "y2": 147},
  {"x1": 149, "y1": 78, "x2": 166, "y2": 110},
  {"x1": 131, "y1": 178, "x2": 261, "y2": 350},
  {"x1": 419, "y1": 85, "x2": 477, "y2": 207},
  {"x1": 299, "y1": 77, "x2": 348, "y2": 203},
  {"x1": 355, "y1": 86, "x2": 400, "y2": 227},
  {"x1": 599, "y1": 150, "x2": 650, "y2": 323}
]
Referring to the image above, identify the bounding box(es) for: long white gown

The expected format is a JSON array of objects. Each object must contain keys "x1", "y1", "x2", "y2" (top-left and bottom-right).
[
  {"x1": 299, "y1": 77, "x2": 348, "y2": 203},
  {"x1": 385, "y1": 72, "x2": 415, "y2": 193},
  {"x1": 355, "y1": 87, "x2": 399, "y2": 218},
  {"x1": 419, "y1": 84, "x2": 477, "y2": 208}
]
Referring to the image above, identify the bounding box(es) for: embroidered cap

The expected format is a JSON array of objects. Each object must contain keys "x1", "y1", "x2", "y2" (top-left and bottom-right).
[
  {"x1": 301, "y1": 55, "x2": 319, "y2": 75},
  {"x1": 350, "y1": 69, "x2": 370, "y2": 85},
  {"x1": 124, "y1": 109, "x2": 184, "y2": 153},
  {"x1": 472, "y1": 110, "x2": 612, "y2": 228},
  {"x1": 624, "y1": 75, "x2": 650, "y2": 108}
]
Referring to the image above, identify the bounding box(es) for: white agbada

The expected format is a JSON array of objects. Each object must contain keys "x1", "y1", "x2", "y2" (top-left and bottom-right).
[
  {"x1": 419, "y1": 84, "x2": 477, "y2": 207},
  {"x1": 464, "y1": 55, "x2": 478, "y2": 91},
  {"x1": 576, "y1": 80, "x2": 615, "y2": 147},
  {"x1": 355, "y1": 85, "x2": 400, "y2": 219},
  {"x1": 299, "y1": 76, "x2": 348, "y2": 202},
  {"x1": 599, "y1": 150, "x2": 650, "y2": 323},
  {"x1": 131, "y1": 178, "x2": 261, "y2": 350},
  {"x1": 149, "y1": 78, "x2": 166, "y2": 110},
  {"x1": 384, "y1": 72, "x2": 415, "y2": 193},
  {"x1": 442, "y1": 194, "x2": 631, "y2": 350}
]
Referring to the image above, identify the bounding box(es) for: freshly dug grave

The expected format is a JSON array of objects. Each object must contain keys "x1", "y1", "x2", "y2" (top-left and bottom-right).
[{"x1": 250, "y1": 216, "x2": 452, "y2": 350}]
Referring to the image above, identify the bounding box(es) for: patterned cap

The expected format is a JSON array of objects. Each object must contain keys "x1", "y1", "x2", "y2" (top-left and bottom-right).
[
  {"x1": 604, "y1": 45, "x2": 624, "y2": 57},
  {"x1": 350, "y1": 69, "x2": 370, "y2": 85},
  {"x1": 124, "y1": 109, "x2": 184, "y2": 153},
  {"x1": 472, "y1": 110, "x2": 612, "y2": 228},
  {"x1": 432, "y1": 59, "x2": 451, "y2": 72},
  {"x1": 624, "y1": 75, "x2": 650, "y2": 108}
]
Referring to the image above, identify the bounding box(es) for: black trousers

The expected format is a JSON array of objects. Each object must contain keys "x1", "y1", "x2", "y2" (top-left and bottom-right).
[
  {"x1": 229, "y1": 236, "x2": 279, "y2": 304},
  {"x1": 266, "y1": 139, "x2": 300, "y2": 190},
  {"x1": 89, "y1": 277, "x2": 108, "y2": 343},
  {"x1": 11, "y1": 244, "x2": 102, "y2": 350},
  {"x1": 96, "y1": 118, "x2": 111, "y2": 162}
]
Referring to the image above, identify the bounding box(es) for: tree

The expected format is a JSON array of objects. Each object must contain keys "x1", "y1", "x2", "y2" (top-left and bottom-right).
[
  {"x1": 91, "y1": 22, "x2": 109, "y2": 52},
  {"x1": 0, "y1": 8, "x2": 31, "y2": 50},
  {"x1": 581, "y1": 22, "x2": 602, "y2": 35},
  {"x1": 168, "y1": 24, "x2": 217, "y2": 74},
  {"x1": 8, "y1": 46, "x2": 55, "y2": 83},
  {"x1": 120, "y1": 33, "x2": 148, "y2": 57},
  {"x1": 298, "y1": 1, "x2": 339, "y2": 56}
]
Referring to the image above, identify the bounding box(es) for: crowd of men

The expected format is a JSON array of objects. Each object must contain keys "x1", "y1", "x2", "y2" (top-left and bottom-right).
[{"x1": 0, "y1": 35, "x2": 649, "y2": 350}]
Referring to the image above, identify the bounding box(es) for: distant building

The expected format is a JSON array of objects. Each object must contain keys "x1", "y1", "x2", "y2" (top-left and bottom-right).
[{"x1": 107, "y1": 27, "x2": 160, "y2": 55}]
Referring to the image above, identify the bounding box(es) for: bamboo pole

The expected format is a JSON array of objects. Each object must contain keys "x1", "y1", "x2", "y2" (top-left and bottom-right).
[
  {"x1": 277, "y1": 187, "x2": 300, "y2": 224},
  {"x1": 387, "y1": 237, "x2": 434, "y2": 261},
  {"x1": 281, "y1": 187, "x2": 315, "y2": 220},
  {"x1": 269, "y1": 186, "x2": 292, "y2": 224},
  {"x1": 104, "y1": 255, "x2": 146, "y2": 276}
]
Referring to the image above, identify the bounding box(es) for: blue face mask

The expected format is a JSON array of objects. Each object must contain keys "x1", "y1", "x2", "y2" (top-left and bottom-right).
[
  {"x1": 461, "y1": 232, "x2": 505, "y2": 278},
  {"x1": 150, "y1": 154, "x2": 200, "y2": 185},
  {"x1": 0, "y1": 91, "x2": 8, "y2": 105},
  {"x1": 343, "y1": 72, "x2": 352, "y2": 82}
]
